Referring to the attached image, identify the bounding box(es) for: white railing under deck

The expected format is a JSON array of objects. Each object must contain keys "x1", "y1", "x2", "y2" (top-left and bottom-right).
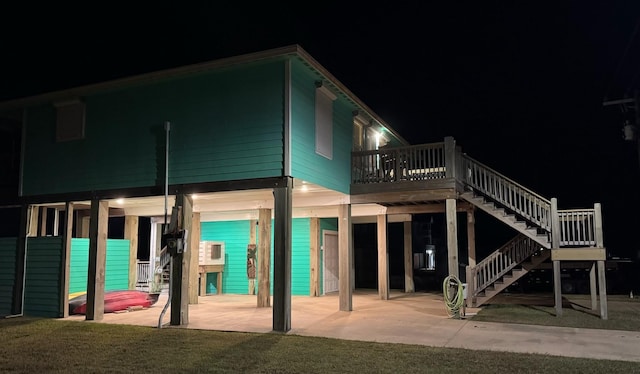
[
  {"x1": 136, "y1": 260, "x2": 151, "y2": 288},
  {"x1": 557, "y1": 209, "x2": 598, "y2": 247}
]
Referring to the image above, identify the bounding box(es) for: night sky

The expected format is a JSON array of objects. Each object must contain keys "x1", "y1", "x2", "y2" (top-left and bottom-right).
[{"x1": 2, "y1": 2, "x2": 640, "y2": 259}]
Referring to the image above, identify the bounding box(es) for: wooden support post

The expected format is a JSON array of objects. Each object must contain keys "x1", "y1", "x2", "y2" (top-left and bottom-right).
[
  {"x1": 189, "y1": 212, "x2": 200, "y2": 303},
  {"x1": 248, "y1": 219, "x2": 257, "y2": 295},
  {"x1": 86, "y1": 199, "x2": 108, "y2": 321},
  {"x1": 12, "y1": 205, "x2": 29, "y2": 315},
  {"x1": 403, "y1": 220, "x2": 414, "y2": 293},
  {"x1": 60, "y1": 203, "x2": 74, "y2": 317},
  {"x1": 338, "y1": 204, "x2": 353, "y2": 311},
  {"x1": 273, "y1": 182, "x2": 292, "y2": 332},
  {"x1": 257, "y1": 208, "x2": 271, "y2": 308},
  {"x1": 310, "y1": 217, "x2": 321, "y2": 296},
  {"x1": 590, "y1": 262, "x2": 597, "y2": 310},
  {"x1": 170, "y1": 194, "x2": 192, "y2": 326},
  {"x1": 597, "y1": 260, "x2": 608, "y2": 320},
  {"x1": 444, "y1": 136, "x2": 456, "y2": 179},
  {"x1": 124, "y1": 216, "x2": 139, "y2": 290},
  {"x1": 445, "y1": 199, "x2": 459, "y2": 278},
  {"x1": 27, "y1": 205, "x2": 38, "y2": 237},
  {"x1": 39, "y1": 207, "x2": 47, "y2": 237},
  {"x1": 81, "y1": 215, "x2": 90, "y2": 238},
  {"x1": 377, "y1": 214, "x2": 389, "y2": 300},
  {"x1": 52, "y1": 209, "x2": 60, "y2": 236},
  {"x1": 550, "y1": 198, "x2": 560, "y2": 248},
  {"x1": 553, "y1": 260, "x2": 562, "y2": 317},
  {"x1": 467, "y1": 208, "x2": 476, "y2": 268}
]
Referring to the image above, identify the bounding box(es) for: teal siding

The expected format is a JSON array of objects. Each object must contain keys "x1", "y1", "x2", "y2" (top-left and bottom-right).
[
  {"x1": 69, "y1": 239, "x2": 131, "y2": 294},
  {"x1": 23, "y1": 61, "x2": 285, "y2": 196},
  {"x1": 0, "y1": 238, "x2": 17, "y2": 316},
  {"x1": 24, "y1": 237, "x2": 63, "y2": 317},
  {"x1": 290, "y1": 58, "x2": 352, "y2": 193},
  {"x1": 200, "y1": 218, "x2": 310, "y2": 296}
]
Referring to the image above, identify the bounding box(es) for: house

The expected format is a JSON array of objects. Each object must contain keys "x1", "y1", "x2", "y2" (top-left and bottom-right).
[{"x1": 0, "y1": 45, "x2": 609, "y2": 331}]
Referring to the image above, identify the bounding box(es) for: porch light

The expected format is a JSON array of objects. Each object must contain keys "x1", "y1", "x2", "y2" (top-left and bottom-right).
[{"x1": 116, "y1": 198, "x2": 124, "y2": 205}]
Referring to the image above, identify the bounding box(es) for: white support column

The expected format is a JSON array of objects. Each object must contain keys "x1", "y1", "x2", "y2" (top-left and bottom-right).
[
  {"x1": 338, "y1": 204, "x2": 353, "y2": 311},
  {"x1": 597, "y1": 260, "x2": 608, "y2": 320},
  {"x1": 553, "y1": 260, "x2": 562, "y2": 317},
  {"x1": 86, "y1": 199, "x2": 108, "y2": 321},
  {"x1": 590, "y1": 262, "x2": 597, "y2": 311},
  {"x1": 446, "y1": 199, "x2": 459, "y2": 278},
  {"x1": 377, "y1": 214, "x2": 389, "y2": 300},
  {"x1": 551, "y1": 198, "x2": 562, "y2": 317},
  {"x1": 403, "y1": 220, "x2": 414, "y2": 293}
]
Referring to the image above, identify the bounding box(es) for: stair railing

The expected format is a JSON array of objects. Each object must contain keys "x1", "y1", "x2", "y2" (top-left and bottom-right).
[
  {"x1": 461, "y1": 155, "x2": 552, "y2": 231},
  {"x1": 466, "y1": 234, "x2": 541, "y2": 298}
]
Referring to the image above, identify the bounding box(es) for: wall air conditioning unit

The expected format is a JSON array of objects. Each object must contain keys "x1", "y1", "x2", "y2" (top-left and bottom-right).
[{"x1": 199, "y1": 241, "x2": 225, "y2": 266}]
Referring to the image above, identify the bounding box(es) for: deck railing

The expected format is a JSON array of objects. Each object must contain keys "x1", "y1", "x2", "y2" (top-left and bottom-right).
[
  {"x1": 467, "y1": 234, "x2": 540, "y2": 297},
  {"x1": 462, "y1": 155, "x2": 552, "y2": 231},
  {"x1": 351, "y1": 142, "x2": 446, "y2": 184},
  {"x1": 136, "y1": 260, "x2": 151, "y2": 287},
  {"x1": 557, "y1": 209, "x2": 597, "y2": 246}
]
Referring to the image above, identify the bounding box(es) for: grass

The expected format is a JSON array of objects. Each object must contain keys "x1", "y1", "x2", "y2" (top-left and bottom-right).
[
  {"x1": 471, "y1": 294, "x2": 640, "y2": 331},
  {"x1": 1, "y1": 318, "x2": 639, "y2": 373}
]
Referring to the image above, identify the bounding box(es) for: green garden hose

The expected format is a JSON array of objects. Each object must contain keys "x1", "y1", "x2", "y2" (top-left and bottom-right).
[{"x1": 443, "y1": 275, "x2": 465, "y2": 319}]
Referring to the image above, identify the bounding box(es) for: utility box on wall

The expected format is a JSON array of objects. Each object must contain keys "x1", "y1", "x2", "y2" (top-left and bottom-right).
[{"x1": 199, "y1": 241, "x2": 225, "y2": 266}]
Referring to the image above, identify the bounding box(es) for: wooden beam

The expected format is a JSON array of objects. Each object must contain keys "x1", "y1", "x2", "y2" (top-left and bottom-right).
[
  {"x1": 467, "y1": 208, "x2": 476, "y2": 268},
  {"x1": 350, "y1": 186, "x2": 458, "y2": 204},
  {"x1": 597, "y1": 260, "x2": 608, "y2": 320},
  {"x1": 590, "y1": 262, "x2": 597, "y2": 310},
  {"x1": 551, "y1": 248, "x2": 606, "y2": 261},
  {"x1": 445, "y1": 199, "x2": 459, "y2": 277},
  {"x1": 386, "y1": 202, "x2": 473, "y2": 215},
  {"x1": 377, "y1": 214, "x2": 389, "y2": 300},
  {"x1": 60, "y1": 202, "x2": 74, "y2": 317},
  {"x1": 338, "y1": 204, "x2": 353, "y2": 311},
  {"x1": 124, "y1": 216, "x2": 139, "y2": 290},
  {"x1": 86, "y1": 199, "x2": 108, "y2": 321},
  {"x1": 257, "y1": 208, "x2": 271, "y2": 308},
  {"x1": 39, "y1": 207, "x2": 47, "y2": 237},
  {"x1": 189, "y1": 212, "x2": 201, "y2": 303},
  {"x1": 403, "y1": 220, "x2": 414, "y2": 293},
  {"x1": 553, "y1": 260, "x2": 562, "y2": 317},
  {"x1": 171, "y1": 194, "x2": 192, "y2": 326},
  {"x1": 273, "y1": 183, "x2": 292, "y2": 332},
  {"x1": 310, "y1": 217, "x2": 320, "y2": 297}
]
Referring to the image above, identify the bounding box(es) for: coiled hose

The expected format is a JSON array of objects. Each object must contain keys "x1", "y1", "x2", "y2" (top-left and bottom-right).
[{"x1": 443, "y1": 275, "x2": 465, "y2": 319}]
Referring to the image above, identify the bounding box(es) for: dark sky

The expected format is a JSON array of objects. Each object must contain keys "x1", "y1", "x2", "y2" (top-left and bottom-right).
[{"x1": 2, "y1": 2, "x2": 640, "y2": 258}]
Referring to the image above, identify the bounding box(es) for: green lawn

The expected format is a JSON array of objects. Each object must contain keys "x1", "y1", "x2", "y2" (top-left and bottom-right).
[
  {"x1": 471, "y1": 294, "x2": 640, "y2": 331},
  {"x1": 1, "y1": 318, "x2": 638, "y2": 373}
]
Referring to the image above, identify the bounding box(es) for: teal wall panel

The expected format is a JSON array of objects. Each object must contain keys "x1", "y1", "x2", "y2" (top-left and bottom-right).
[
  {"x1": 200, "y1": 218, "x2": 310, "y2": 295},
  {"x1": 290, "y1": 58, "x2": 352, "y2": 194},
  {"x1": 24, "y1": 237, "x2": 63, "y2": 317},
  {"x1": 0, "y1": 238, "x2": 17, "y2": 316},
  {"x1": 69, "y1": 238, "x2": 131, "y2": 294},
  {"x1": 22, "y1": 61, "x2": 285, "y2": 196}
]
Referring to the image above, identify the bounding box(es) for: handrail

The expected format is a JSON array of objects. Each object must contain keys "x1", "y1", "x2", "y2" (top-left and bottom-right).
[
  {"x1": 351, "y1": 142, "x2": 446, "y2": 184},
  {"x1": 462, "y1": 155, "x2": 552, "y2": 230},
  {"x1": 468, "y1": 234, "x2": 540, "y2": 297},
  {"x1": 558, "y1": 208, "x2": 597, "y2": 246}
]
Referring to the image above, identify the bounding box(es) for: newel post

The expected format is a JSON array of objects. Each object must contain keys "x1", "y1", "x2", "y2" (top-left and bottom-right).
[
  {"x1": 550, "y1": 197, "x2": 562, "y2": 317},
  {"x1": 550, "y1": 198, "x2": 560, "y2": 248},
  {"x1": 594, "y1": 203, "x2": 604, "y2": 248},
  {"x1": 444, "y1": 136, "x2": 456, "y2": 179}
]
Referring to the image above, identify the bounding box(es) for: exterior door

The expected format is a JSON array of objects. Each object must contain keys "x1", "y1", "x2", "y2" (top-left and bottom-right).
[{"x1": 323, "y1": 230, "x2": 339, "y2": 294}]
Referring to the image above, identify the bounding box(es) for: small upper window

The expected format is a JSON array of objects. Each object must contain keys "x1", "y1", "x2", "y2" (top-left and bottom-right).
[
  {"x1": 55, "y1": 99, "x2": 85, "y2": 142},
  {"x1": 315, "y1": 84, "x2": 337, "y2": 159}
]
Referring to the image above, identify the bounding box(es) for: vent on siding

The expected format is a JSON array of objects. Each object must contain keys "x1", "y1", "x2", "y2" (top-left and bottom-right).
[{"x1": 55, "y1": 99, "x2": 85, "y2": 142}]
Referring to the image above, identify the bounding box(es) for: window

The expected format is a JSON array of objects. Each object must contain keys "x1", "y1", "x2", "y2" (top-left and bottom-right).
[
  {"x1": 315, "y1": 84, "x2": 336, "y2": 159},
  {"x1": 55, "y1": 99, "x2": 85, "y2": 142}
]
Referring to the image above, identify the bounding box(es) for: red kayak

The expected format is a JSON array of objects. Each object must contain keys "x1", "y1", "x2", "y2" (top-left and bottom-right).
[{"x1": 69, "y1": 290, "x2": 159, "y2": 315}]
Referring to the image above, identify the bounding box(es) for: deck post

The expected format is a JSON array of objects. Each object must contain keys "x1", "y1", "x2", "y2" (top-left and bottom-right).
[
  {"x1": 124, "y1": 215, "x2": 139, "y2": 290},
  {"x1": 446, "y1": 199, "x2": 459, "y2": 278},
  {"x1": 310, "y1": 217, "x2": 321, "y2": 296},
  {"x1": 189, "y1": 212, "x2": 200, "y2": 303},
  {"x1": 589, "y1": 262, "x2": 597, "y2": 310},
  {"x1": 39, "y1": 207, "x2": 48, "y2": 236},
  {"x1": 550, "y1": 198, "x2": 562, "y2": 317},
  {"x1": 12, "y1": 205, "x2": 29, "y2": 315},
  {"x1": 444, "y1": 136, "x2": 456, "y2": 179},
  {"x1": 60, "y1": 202, "x2": 74, "y2": 317},
  {"x1": 27, "y1": 205, "x2": 38, "y2": 237},
  {"x1": 86, "y1": 199, "x2": 108, "y2": 321},
  {"x1": 597, "y1": 260, "x2": 608, "y2": 320},
  {"x1": 248, "y1": 219, "x2": 257, "y2": 295},
  {"x1": 403, "y1": 220, "x2": 414, "y2": 293},
  {"x1": 377, "y1": 214, "x2": 389, "y2": 300},
  {"x1": 273, "y1": 180, "x2": 292, "y2": 332},
  {"x1": 338, "y1": 204, "x2": 353, "y2": 311},
  {"x1": 466, "y1": 207, "x2": 476, "y2": 268},
  {"x1": 257, "y1": 208, "x2": 271, "y2": 308},
  {"x1": 594, "y1": 203, "x2": 604, "y2": 248}
]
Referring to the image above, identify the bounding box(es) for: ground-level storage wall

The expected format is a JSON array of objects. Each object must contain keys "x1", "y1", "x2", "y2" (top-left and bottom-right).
[
  {"x1": 200, "y1": 219, "x2": 311, "y2": 295},
  {"x1": 0, "y1": 238, "x2": 17, "y2": 316},
  {"x1": 69, "y1": 239, "x2": 131, "y2": 294},
  {"x1": 24, "y1": 237, "x2": 63, "y2": 317}
]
